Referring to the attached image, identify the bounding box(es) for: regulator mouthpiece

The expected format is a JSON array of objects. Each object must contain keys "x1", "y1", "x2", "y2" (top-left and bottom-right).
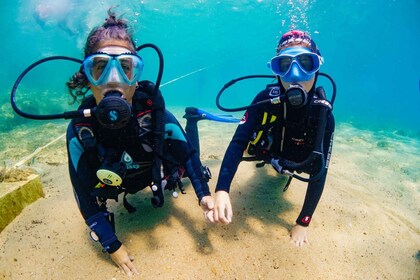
[
  {"x1": 95, "y1": 91, "x2": 132, "y2": 129},
  {"x1": 285, "y1": 83, "x2": 308, "y2": 108}
]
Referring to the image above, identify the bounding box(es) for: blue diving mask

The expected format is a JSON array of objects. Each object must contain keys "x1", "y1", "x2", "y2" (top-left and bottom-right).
[
  {"x1": 268, "y1": 47, "x2": 323, "y2": 82},
  {"x1": 82, "y1": 52, "x2": 144, "y2": 86}
]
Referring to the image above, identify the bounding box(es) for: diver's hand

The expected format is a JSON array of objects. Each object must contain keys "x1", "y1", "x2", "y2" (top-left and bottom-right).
[
  {"x1": 214, "y1": 190, "x2": 233, "y2": 225},
  {"x1": 290, "y1": 224, "x2": 309, "y2": 247},
  {"x1": 200, "y1": 195, "x2": 215, "y2": 223},
  {"x1": 110, "y1": 244, "x2": 139, "y2": 276}
]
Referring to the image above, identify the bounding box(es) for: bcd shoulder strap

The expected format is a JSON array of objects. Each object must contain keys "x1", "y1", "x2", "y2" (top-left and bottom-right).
[
  {"x1": 133, "y1": 80, "x2": 166, "y2": 208},
  {"x1": 72, "y1": 96, "x2": 97, "y2": 151}
]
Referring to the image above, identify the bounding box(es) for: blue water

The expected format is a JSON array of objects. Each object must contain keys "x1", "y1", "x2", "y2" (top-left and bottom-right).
[{"x1": 0, "y1": 0, "x2": 419, "y2": 160}]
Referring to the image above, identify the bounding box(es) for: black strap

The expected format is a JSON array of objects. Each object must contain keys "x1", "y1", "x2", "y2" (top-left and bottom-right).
[{"x1": 123, "y1": 192, "x2": 136, "y2": 213}]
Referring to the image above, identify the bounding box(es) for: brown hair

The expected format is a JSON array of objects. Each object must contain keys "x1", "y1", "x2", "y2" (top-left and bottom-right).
[{"x1": 66, "y1": 8, "x2": 136, "y2": 103}]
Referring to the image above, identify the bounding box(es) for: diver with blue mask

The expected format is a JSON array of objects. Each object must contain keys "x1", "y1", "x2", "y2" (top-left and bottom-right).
[
  {"x1": 213, "y1": 30, "x2": 335, "y2": 247},
  {"x1": 9, "y1": 10, "x2": 215, "y2": 276},
  {"x1": 64, "y1": 12, "x2": 217, "y2": 275}
]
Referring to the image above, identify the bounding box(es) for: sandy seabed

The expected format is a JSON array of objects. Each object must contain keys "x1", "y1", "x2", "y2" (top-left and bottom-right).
[{"x1": 0, "y1": 118, "x2": 419, "y2": 280}]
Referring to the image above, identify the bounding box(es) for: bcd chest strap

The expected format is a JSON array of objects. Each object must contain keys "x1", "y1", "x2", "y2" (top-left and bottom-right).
[
  {"x1": 244, "y1": 86, "x2": 333, "y2": 185},
  {"x1": 246, "y1": 110, "x2": 278, "y2": 161}
]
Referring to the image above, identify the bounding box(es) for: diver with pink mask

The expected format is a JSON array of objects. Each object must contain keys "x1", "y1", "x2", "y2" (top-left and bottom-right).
[{"x1": 213, "y1": 30, "x2": 335, "y2": 247}]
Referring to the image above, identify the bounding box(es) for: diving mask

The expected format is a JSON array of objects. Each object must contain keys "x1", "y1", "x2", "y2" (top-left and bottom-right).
[
  {"x1": 83, "y1": 52, "x2": 144, "y2": 86},
  {"x1": 269, "y1": 47, "x2": 323, "y2": 82}
]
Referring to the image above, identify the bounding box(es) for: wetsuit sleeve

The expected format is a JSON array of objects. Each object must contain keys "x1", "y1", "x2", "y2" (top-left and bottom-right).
[
  {"x1": 215, "y1": 91, "x2": 266, "y2": 193},
  {"x1": 163, "y1": 110, "x2": 211, "y2": 203},
  {"x1": 66, "y1": 123, "x2": 121, "y2": 253},
  {"x1": 296, "y1": 113, "x2": 335, "y2": 227}
]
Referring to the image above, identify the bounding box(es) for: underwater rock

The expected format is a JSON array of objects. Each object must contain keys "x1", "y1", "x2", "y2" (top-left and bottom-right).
[{"x1": 0, "y1": 174, "x2": 44, "y2": 232}]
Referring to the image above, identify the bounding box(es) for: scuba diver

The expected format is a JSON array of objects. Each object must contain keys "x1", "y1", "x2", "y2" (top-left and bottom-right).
[
  {"x1": 213, "y1": 30, "x2": 335, "y2": 247},
  {"x1": 63, "y1": 10, "x2": 214, "y2": 276},
  {"x1": 11, "y1": 8, "x2": 239, "y2": 276}
]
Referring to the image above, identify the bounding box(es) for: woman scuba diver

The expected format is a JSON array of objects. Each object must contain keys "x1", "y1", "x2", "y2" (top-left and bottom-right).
[
  {"x1": 213, "y1": 30, "x2": 335, "y2": 247},
  {"x1": 63, "y1": 10, "x2": 215, "y2": 275}
]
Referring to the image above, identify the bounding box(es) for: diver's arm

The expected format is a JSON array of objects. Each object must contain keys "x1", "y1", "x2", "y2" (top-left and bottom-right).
[
  {"x1": 295, "y1": 113, "x2": 335, "y2": 227},
  {"x1": 214, "y1": 124, "x2": 253, "y2": 192},
  {"x1": 163, "y1": 110, "x2": 213, "y2": 219},
  {"x1": 290, "y1": 159, "x2": 327, "y2": 247},
  {"x1": 214, "y1": 91, "x2": 266, "y2": 224},
  {"x1": 163, "y1": 110, "x2": 211, "y2": 200},
  {"x1": 213, "y1": 118, "x2": 255, "y2": 224},
  {"x1": 184, "y1": 154, "x2": 211, "y2": 202},
  {"x1": 215, "y1": 92, "x2": 264, "y2": 193},
  {"x1": 290, "y1": 112, "x2": 335, "y2": 247},
  {"x1": 66, "y1": 126, "x2": 122, "y2": 254},
  {"x1": 296, "y1": 171, "x2": 328, "y2": 226},
  {"x1": 183, "y1": 155, "x2": 215, "y2": 222}
]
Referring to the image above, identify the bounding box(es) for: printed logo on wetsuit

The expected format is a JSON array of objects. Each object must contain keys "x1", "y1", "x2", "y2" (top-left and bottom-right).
[
  {"x1": 292, "y1": 137, "x2": 305, "y2": 146},
  {"x1": 301, "y1": 216, "x2": 311, "y2": 224},
  {"x1": 239, "y1": 111, "x2": 248, "y2": 125},
  {"x1": 314, "y1": 99, "x2": 332, "y2": 110},
  {"x1": 269, "y1": 87, "x2": 280, "y2": 97},
  {"x1": 121, "y1": 151, "x2": 140, "y2": 170}
]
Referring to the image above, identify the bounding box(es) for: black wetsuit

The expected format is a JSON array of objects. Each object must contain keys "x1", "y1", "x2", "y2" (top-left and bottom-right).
[
  {"x1": 215, "y1": 83, "x2": 335, "y2": 227},
  {"x1": 66, "y1": 83, "x2": 210, "y2": 253}
]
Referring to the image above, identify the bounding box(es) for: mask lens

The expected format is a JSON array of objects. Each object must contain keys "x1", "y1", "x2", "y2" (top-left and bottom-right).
[
  {"x1": 270, "y1": 55, "x2": 292, "y2": 76},
  {"x1": 91, "y1": 56, "x2": 109, "y2": 80},
  {"x1": 83, "y1": 54, "x2": 112, "y2": 84},
  {"x1": 296, "y1": 54, "x2": 315, "y2": 72},
  {"x1": 116, "y1": 54, "x2": 143, "y2": 83},
  {"x1": 278, "y1": 56, "x2": 293, "y2": 74}
]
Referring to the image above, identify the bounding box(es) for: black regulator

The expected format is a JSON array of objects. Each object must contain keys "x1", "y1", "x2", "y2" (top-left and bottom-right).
[{"x1": 95, "y1": 91, "x2": 132, "y2": 129}]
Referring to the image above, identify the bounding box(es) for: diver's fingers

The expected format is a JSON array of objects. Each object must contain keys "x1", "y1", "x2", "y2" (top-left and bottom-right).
[
  {"x1": 217, "y1": 208, "x2": 231, "y2": 225},
  {"x1": 205, "y1": 209, "x2": 215, "y2": 223},
  {"x1": 225, "y1": 206, "x2": 233, "y2": 223},
  {"x1": 120, "y1": 264, "x2": 133, "y2": 277}
]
